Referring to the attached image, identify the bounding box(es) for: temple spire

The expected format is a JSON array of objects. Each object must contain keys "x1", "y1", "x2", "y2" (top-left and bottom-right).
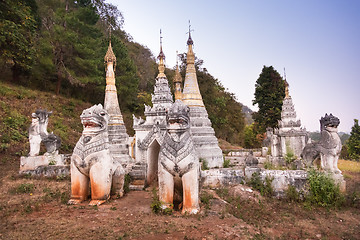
[
  {"x1": 284, "y1": 68, "x2": 290, "y2": 98},
  {"x1": 157, "y1": 29, "x2": 166, "y2": 78},
  {"x1": 182, "y1": 21, "x2": 204, "y2": 107},
  {"x1": 174, "y1": 51, "x2": 183, "y2": 100}
]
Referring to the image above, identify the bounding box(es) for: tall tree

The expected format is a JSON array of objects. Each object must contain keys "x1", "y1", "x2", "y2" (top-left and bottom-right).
[
  {"x1": 347, "y1": 119, "x2": 360, "y2": 161},
  {"x1": 0, "y1": 0, "x2": 39, "y2": 82},
  {"x1": 34, "y1": 0, "x2": 103, "y2": 94},
  {"x1": 252, "y1": 66, "x2": 285, "y2": 133}
]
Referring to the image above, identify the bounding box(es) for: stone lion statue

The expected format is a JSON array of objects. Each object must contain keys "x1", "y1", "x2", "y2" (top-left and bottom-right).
[
  {"x1": 301, "y1": 113, "x2": 342, "y2": 173},
  {"x1": 68, "y1": 104, "x2": 125, "y2": 206},
  {"x1": 158, "y1": 100, "x2": 200, "y2": 214}
]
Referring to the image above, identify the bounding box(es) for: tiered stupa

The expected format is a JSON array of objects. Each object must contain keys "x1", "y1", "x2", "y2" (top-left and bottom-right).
[
  {"x1": 270, "y1": 80, "x2": 308, "y2": 158},
  {"x1": 133, "y1": 33, "x2": 173, "y2": 184},
  {"x1": 104, "y1": 40, "x2": 132, "y2": 165},
  {"x1": 181, "y1": 29, "x2": 223, "y2": 168}
]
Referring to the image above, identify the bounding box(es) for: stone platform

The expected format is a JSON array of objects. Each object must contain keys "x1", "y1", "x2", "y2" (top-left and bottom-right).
[{"x1": 19, "y1": 154, "x2": 70, "y2": 177}]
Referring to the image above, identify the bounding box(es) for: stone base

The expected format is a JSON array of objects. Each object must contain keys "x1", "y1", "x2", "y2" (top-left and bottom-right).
[
  {"x1": 333, "y1": 173, "x2": 346, "y2": 193},
  {"x1": 20, "y1": 165, "x2": 70, "y2": 178},
  {"x1": 20, "y1": 154, "x2": 70, "y2": 173},
  {"x1": 260, "y1": 170, "x2": 308, "y2": 198},
  {"x1": 201, "y1": 169, "x2": 245, "y2": 188}
]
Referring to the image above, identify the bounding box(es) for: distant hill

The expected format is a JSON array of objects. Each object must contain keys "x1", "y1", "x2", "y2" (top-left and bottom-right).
[{"x1": 242, "y1": 105, "x2": 254, "y2": 125}]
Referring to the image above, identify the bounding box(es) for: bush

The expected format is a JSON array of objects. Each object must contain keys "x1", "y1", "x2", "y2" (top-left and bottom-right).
[
  {"x1": 249, "y1": 172, "x2": 273, "y2": 197},
  {"x1": 285, "y1": 185, "x2": 302, "y2": 202},
  {"x1": 200, "y1": 158, "x2": 209, "y2": 170},
  {"x1": 150, "y1": 188, "x2": 172, "y2": 215},
  {"x1": 223, "y1": 158, "x2": 231, "y2": 168},
  {"x1": 306, "y1": 169, "x2": 344, "y2": 208}
]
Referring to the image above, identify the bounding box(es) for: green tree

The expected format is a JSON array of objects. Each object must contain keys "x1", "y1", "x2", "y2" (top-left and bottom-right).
[
  {"x1": 0, "y1": 0, "x2": 39, "y2": 82},
  {"x1": 347, "y1": 119, "x2": 360, "y2": 161},
  {"x1": 252, "y1": 66, "x2": 285, "y2": 133}
]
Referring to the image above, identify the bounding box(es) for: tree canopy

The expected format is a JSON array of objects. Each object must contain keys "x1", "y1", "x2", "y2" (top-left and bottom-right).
[
  {"x1": 252, "y1": 66, "x2": 285, "y2": 133},
  {"x1": 347, "y1": 119, "x2": 360, "y2": 161}
]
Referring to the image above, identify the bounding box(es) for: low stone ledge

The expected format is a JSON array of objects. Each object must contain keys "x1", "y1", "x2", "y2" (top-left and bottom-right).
[
  {"x1": 201, "y1": 169, "x2": 245, "y2": 188},
  {"x1": 20, "y1": 165, "x2": 70, "y2": 178},
  {"x1": 260, "y1": 170, "x2": 308, "y2": 198}
]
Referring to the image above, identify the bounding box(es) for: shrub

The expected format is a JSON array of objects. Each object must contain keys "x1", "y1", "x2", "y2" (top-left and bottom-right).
[
  {"x1": 123, "y1": 174, "x2": 131, "y2": 194},
  {"x1": 285, "y1": 185, "x2": 302, "y2": 202},
  {"x1": 249, "y1": 172, "x2": 273, "y2": 197},
  {"x1": 200, "y1": 191, "x2": 214, "y2": 209},
  {"x1": 306, "y1": 169, "x2": 344, "y2": 208},
  {"x1": 223, "y1": 158, "x2": 231, "y2": 168},
  {"x1": 200, "y1": 158, "x2": 209, "y2": 170},
  {"x1": 150, "y1": 188, "x2": 172, "y2": 215}
]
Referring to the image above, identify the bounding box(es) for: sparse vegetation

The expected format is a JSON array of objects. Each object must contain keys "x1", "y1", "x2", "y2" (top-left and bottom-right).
[
  {"x1": 200, "y1": 158, "x2": 209, "y2": 170},
  {"x1": 223, "y1": 158, "x2": 231, "y2": 168},
  {"x1": 11, "y1": 183, "x2": 35, "y2": 194},
  {"x1": 249, "y1": 172, "x2": 273, "y2": 197},
  {"x1": 150, "y1": 188, "x2": 172, "y2": 215}
]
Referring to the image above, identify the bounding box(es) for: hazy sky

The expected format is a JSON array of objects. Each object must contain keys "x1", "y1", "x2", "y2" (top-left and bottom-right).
[{"x1": 109, "y1": 0, "x2": 359, "y2": 132}]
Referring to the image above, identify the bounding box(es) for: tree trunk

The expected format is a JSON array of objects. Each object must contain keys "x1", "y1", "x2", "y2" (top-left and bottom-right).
[
  {"x1": 11, "y1": 63, "x2": 21, "y2": 83},
  {"x1": 56, "y1": 69, "x2": 62, "y2": 95}
]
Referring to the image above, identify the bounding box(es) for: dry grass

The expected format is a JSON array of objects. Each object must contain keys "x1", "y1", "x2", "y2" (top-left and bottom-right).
[{"x1": 338, "y1": 159, "x2": 360, "y2": 173}]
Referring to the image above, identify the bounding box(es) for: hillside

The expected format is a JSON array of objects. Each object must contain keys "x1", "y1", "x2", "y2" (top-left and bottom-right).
[
  {"x1": 0, "y1": 81, "x2": 92, "y2": 174},
  {"x1": 0, "y1": 0, "x2": 248, "y2": 146}
]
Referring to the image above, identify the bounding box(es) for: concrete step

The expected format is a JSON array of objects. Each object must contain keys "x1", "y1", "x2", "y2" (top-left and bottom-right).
[{"x1": 129, "y1": 179, "x2": 145, "y2": 191}]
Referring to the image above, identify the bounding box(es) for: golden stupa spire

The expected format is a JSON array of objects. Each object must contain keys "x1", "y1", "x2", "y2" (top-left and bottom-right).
[
  {"x1": 104, "y1": 29, "x2": 116, "y2": 69},
  {"x1": 157, "y1": 29, "x2": 166, "y2": 78},
  {"x1": 182, "y1": 21, "x2": 204, "y2": 107},
  {"x1": 284, "y1": 68, "x2": 290, "y2": 98},
  {"x1": 174, "y1": 51, "x2": 183, "y2": 100}
]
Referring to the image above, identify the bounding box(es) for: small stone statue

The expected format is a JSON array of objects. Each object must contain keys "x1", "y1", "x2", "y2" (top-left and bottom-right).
[
  {"x1": 158, "y1": 100, "x2": 200, "y2": 214},
  {"x1": 68, "y1": 104, "x2": 125, "y2": 206},
  {"x1": 301, "y1": 113, "x2": 342, "y2": 173},
  {"x1": 28, "y1": 109, "x2": 61, "y2": 156},
  {"x1": 245, "y1": 151, "x2": 259, "y2": 167}
]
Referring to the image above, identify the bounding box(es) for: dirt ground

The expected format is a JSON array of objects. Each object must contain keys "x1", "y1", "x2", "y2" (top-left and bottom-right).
[{"x1": 0, "y1": 160, "x2": 359, "y2": 240}]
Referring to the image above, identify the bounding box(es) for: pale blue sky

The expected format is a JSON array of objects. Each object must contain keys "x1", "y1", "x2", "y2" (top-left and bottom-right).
[{"x1": 109, "y1": 0, "x2": 359, "y2": 132}]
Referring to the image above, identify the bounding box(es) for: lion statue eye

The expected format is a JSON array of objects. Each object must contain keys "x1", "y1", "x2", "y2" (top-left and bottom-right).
[{"x1": 99, "y1": 112, "x2": 106, "y2": 116}]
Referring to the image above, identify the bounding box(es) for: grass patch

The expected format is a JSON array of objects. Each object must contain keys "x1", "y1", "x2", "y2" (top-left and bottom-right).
[
  {"x1": 200, "y1": 191, "x2": 214, "y2": 209},
  {"x1": 10, "y1": 183, "x2": 35, "y2": 194},
  {"x1": 150, "y1": 188, "x2": 172, "y2": 215},
  {"x1": 338, "y1": 159, "x2": 360, "y2": 173}
]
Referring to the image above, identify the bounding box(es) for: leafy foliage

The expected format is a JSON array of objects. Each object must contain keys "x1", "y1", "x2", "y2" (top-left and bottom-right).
[
  {"x1": 306, "y1": 169, "x2": 344, "y2": 208},
  {"x1": 346, "y1": 119, "x2": 360, "y2": 161},
  {"x1": 249, "y1": 172, "x2": 273, "y2": 197},
  {"x1": 252, "y1": 66, "x2": 285, "y2": 134}
]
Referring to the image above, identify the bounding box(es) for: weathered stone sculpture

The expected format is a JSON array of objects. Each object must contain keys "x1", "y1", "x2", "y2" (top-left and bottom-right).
[
  {"x1": 301, "y1": 113, "x2": 342, "y2": 173},
  {"x1": 158, "y1": 100, "x2": 200, "y2": 214},
  {"x1": 28, "y1": 109, "x2": 61, "y2": 156},
  {"x1": 245, "y1": 151, "x2": 259, "y2": 166},
  {"x1": 68, "y1": 104, "x2": 125, "y2": 206},
  {"x1": 29, "y1": 112, "x2": 42, "y2": 156}
]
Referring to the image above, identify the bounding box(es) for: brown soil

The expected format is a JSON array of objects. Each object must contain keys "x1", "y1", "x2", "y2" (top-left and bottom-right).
[{"x1": 0, "y1": 157, "x2": 359, "y2": 240}]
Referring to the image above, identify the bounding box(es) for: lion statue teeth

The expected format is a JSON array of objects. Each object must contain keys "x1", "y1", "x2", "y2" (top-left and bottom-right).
[
  {"x1": 301, "y1": 113, "x2": 342, "y2": 174},
  {"x1": 68, "y1": 104, "x2": 125, "y2": 206},
  {"x1": 158, "y1": 100, "x2": 200, "y2": 214}
]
